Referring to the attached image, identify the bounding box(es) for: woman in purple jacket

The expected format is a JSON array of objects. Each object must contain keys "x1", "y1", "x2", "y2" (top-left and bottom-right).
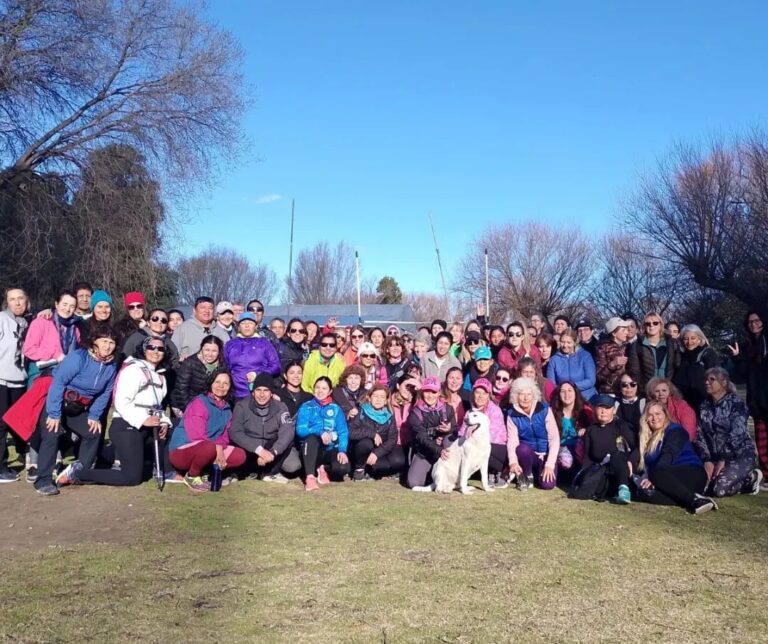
[{"x1": 224, "y1": 313, "x2": 280, "y2": 399}]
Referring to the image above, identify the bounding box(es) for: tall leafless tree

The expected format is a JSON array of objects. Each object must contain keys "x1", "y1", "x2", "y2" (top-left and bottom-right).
[
  {"x1": 454, "y1": 222, "x2": 595, "y2": 321},
  {"x1": 589, "y1": 233, "x2": 682, "y2": 318},
  {"x1": 625, "y1": 134, "x2": 768, "y2": 311},
  {"x1": 403, "y1": 291, "x2": 452, "y2": 326},
  {"x1": 175, "y1": 247, "x2": 279, "y2": 305},
  {"x1": 289, "y1": 241, "x2": 358, "y2": 305}
]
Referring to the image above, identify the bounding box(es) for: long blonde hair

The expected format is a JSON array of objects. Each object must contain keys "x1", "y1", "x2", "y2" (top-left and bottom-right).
[{"x1": 638, "y1": 401, "x2": 670, "y2": 472}]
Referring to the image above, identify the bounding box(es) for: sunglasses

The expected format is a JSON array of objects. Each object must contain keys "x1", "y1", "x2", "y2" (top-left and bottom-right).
[
  {"x1": 644, "y1": 321, "x2": 661, "y2": 327},
  {"x1": 495, "y1": 376, "x2": 510, "y2": 382},
  {"x1": 351, "y1": 333, "x2": 365, "y2": 339},
  {"x1": 467, "y1": 339, "x2": 480, "y2": 345},
  {"x1": 360, "y1": 353, "x2": 375, "y2": 358},
  {"x1": 248, "y1": 306, "x2": 264, "y2": 313},
  {"x1": 621, "y1": 381, "x2": 637, "y2": 387},
  {"x1": 507, "y1": 332, "x2": 523, "y2": 338},
  {"x1": 288, "y1": 328, "x2": 305, "y2": 334},
  {"x1": 127, "y1": 304, "x2": 144, "y2": 310},
  {"x1": 320, "y1": 342, "x2": 336, "y2": 348},
  {"x1": 150, "y1": 316, "x2": 168, "y2": 324},
  {"x1": 146, "y1": 345, "x2": 165, "y2": 352}
]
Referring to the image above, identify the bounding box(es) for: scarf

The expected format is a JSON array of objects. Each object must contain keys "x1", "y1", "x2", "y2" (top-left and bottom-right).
[
  {"x1": 10, "y1": 312, "x2": 28, "y2": 369},
  {"x1": 414, "y1": 397, "x2": 446, "y2": 414},
  {"x1": 54, "y1": 313, "x2": 78, "y2": 356},
  {"x1": 361, "y1": 402, "x2": 392, "y2": 424},
  {"x1": 316, "y1": 395, "x2": 334, "y2": 407}
]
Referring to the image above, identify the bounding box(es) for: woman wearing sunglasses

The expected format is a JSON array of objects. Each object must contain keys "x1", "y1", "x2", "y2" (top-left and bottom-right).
[
  {"x1": 637, "y1": 313, "x2": 680, "y2": 390},
  {"x1": 498, "y1": 321, "x2": 541, "y2": 373},
  {"x1": 492, "y1": 368, "x2": 513, "y2": 410},
  {"x1": 57, "y1": 335, "x2": 172, "y2": 488},
  {"x1": 355, "y1": 342, "x2": 387, "y2": 390},
  {"x1": 121, "y1": 308, "x2": 179, "y2": 370},
  {"x1": 113, "y1": 291, "x2": 147, "y2": 346},
  {"x1": 343, "y1": 325, "x2": 367, "y2": 366},
  {"x1": 280, "y1": 318, "x2": 308, "y2": 370},
  {"x1": 614, "y1": 372, "x2": 646, "y2": 436}
]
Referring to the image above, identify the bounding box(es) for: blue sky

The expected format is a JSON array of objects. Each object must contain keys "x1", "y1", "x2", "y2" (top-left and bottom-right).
[{"x1": 178, "y1": 1, "x2": 768, "y2": 298}]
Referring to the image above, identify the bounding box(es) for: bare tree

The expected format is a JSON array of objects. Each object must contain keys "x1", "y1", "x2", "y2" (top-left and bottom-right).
[
  {"x1": 404, "y1": 292, "x2": 452, "y2": 325},
  {"x1": 0, "y1": 0, "x2": 245, "y2": 191},
  {"x1": 625, "y1": 134, "x2": 768, "y2": 310},
  {"x1": 289, "y1": 241, "x2": 357, "y2": 305},
  {"x1": 454, "y1": 222, "x2": 595, "y2": 321},
  {"x1": 176, "y1": 247, "x2": 278, "y2": 305},
  {"x1": 589, "y1": 233, "x2": 683, "y2": 318}
]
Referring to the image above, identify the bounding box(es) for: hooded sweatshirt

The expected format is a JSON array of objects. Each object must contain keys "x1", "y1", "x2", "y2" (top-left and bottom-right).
[{"x1": 45, "y1": 348, "x2": 117, "y2": 421}]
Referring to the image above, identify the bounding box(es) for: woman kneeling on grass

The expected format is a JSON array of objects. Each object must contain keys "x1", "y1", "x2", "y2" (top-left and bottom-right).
[
  {"x1": 296, "y1": 376, "x2": 350, "y2": 491},
  {"x1": 635, "y1": 402, "x2": 717, "y2": 514},
  {"x1": 505, "y1": 377, "x2": 559, "y2": 491},
  {"x1": 57, "y1": 337, "x2": 172, "y2": 488},
  {"x1": 167, "y1": 370, "x2": 247, "y2": 492},
  {"x1": 569, "y1": 394, "x2": 638, "y2": 505},
  {"x1": 348, "y1": 384, "x2": 401, "y2": 481}
]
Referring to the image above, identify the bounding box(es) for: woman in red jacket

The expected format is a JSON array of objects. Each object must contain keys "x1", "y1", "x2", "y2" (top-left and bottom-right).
[
  {"x1": 645, "y1": 377, "x2": 697, "y2": 442},
  {"x1": 498, "y1": 322, "x2": 541, "y2": 373}
]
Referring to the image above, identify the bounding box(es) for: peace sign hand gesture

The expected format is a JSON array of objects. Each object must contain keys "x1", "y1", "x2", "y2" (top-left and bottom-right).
[{"x1": 727, "y1": 341, "x2": 740, "y2": 357}]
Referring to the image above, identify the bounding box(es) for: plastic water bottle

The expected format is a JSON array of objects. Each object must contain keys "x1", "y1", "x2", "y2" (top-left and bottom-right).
[{"x1": 210, "y1": 464, "x2": 222, "y2": 492}]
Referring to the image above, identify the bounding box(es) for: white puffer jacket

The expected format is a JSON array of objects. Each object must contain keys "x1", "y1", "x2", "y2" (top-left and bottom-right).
[{"x1": 113, "y1": 358, "x2": 171, "y2": 429}]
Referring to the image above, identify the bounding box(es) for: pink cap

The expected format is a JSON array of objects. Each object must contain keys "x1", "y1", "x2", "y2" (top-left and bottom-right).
[
  {"x1": 420, "y1": 377, "x2": 441, "y2": 393},
  {"x1": 473, "y1": 377, "x2": 493, "y2": 393}
]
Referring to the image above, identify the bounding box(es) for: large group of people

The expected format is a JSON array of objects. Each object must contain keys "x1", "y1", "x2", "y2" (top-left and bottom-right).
[{"x1": 1, "y1": 285, "x2": 766, "y2": 516}]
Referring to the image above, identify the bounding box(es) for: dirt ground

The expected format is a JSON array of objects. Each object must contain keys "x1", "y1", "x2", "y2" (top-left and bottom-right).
[{"x1": 0, "y1": 482, "x2": 152, "y2": 553}]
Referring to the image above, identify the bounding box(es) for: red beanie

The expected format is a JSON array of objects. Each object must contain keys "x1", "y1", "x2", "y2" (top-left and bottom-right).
[{"x1": 124, "y1": 291, "x2": 146, "y2": 307}]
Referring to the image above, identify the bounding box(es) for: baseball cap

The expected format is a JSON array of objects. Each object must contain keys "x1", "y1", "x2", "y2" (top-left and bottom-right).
[{"x1": 216, "y1": 301, "x2": 234, "y2": 315}]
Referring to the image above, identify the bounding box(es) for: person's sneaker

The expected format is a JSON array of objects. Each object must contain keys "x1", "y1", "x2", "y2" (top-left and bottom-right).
[
  {"x1": 183, "y1": 474, "x2": 210, "y2": 493},
  {"x1": 305, "y1": 474, "x2": 320, "y2": 492},
  {"x1": 317, "y1": 465, "x2": 331, "y2": 485},
  {"x1": 492, "y1": 474, "x2": 509, "y2": 489},
  {"x1": 35, "y1": 482, "x2": 60, "y2": 496},
  {"x1": 353, "y1": 472, "x2": 373, "y2": 482},
  {"x1": 56, "y1": 461, "x2": 83, "y2": 487},
  {"x1": 749, "y1": 469, "x2": 763, "y2": 495},
  {"x1": 0, "y1": 467, "x2": 19, "y2": 483},
  {"x1": 616, "y1": 484, "x2": 632, "y2": 504},
  {"x1": 221, "y1": 476, "x2": 237, "y2": 487},
  {"x1": 262, "y1": 473, "x2": 289, "y2": 484},
  {"x1": 517, "y1": 473, "x2": 531, "y2": 492},
  {"x1": 111, "y1": 460, "x2": 122, "y2": 471},
  {"x1": 691, "y1": 493, "x2": 718, "y2": 515},
  {"x1": 25, "y1": 466, "x2": 38, "y2": 484},
  {"x1": 352, "y1": 468, "x2": 365, "y2": 482}
]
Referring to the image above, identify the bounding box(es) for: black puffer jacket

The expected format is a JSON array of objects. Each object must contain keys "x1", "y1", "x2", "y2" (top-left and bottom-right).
[
  {"x1": 637, "y1": 335, "x2": 680, "y2": 389},
  {"x1": 171, "y1": 355, "x2": 211, "y2": 412},
  {"x1": 736, "y1": 334, "x2": 768, "y2": 418},
  {"x1": 348, "y1": 407, "x2": 397, "y2": 458},
  {"x1": 280, "y1": 339, "x2": 306, "y2": 371},
  {"x1": 407, "y1": 402, "x2": 457, "y2": 460},
  {"x1": 672, "y1": 346, "x2": 720, "y2": 412}
]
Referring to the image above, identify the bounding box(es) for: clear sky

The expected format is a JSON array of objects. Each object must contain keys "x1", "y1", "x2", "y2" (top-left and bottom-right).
[{"x1": 177, "y1": 1, "x2": 768, "y2": 298}]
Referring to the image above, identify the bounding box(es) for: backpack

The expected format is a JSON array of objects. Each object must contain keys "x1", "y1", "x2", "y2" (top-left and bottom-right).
[{"x1": 568, "y1": 463, "x2": 610, "y2": 501}]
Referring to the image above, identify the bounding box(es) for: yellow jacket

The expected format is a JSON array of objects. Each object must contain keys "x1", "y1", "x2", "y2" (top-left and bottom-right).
[{"x1": 301, "y1": 350, "x2": 346, "y2": 393}]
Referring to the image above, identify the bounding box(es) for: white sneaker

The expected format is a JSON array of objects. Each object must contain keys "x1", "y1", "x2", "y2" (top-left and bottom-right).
[{"x1": 262, "y1": 473, "x2": 289, "y2": 484}]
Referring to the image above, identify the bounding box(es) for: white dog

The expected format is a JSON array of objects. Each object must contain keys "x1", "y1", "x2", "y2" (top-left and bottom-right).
[{"x1": 413, "y1": 410, "x2": 493, "y2": 494}]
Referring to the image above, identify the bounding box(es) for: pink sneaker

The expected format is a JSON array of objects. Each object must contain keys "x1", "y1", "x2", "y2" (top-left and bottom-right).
[
  {"x1": 317, "y1": 465, "x2": 330, "y2": 485},
  {"x1": 305, "y1": 475, "x2": 320, "y2": 492}
]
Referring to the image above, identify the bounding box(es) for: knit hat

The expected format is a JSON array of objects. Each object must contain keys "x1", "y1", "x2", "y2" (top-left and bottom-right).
[
  {"x1": 90, "y1": 290, "x2": 113, "y2": 308},
  {"x1": 473, "y1": 377, "x2": 493, "y2": 393},
  {"x1": 358, "y1": 342, "x2": 378, "y2": 357},
  {"x1": 124, "y1": 291, "x2": 145, "y2": 307},
  {"x1": 474, "y1": 346, "x2": 492, "y2": 361},
  {"x1": 251, "y1": 373, "x2": 274, "y2": 391},
  {"x1": 385, "y1": 324, "x2": 401, "y2": 336},
  {"x1": 420, "y1": 377, "x2": 441, "y2": 393}
]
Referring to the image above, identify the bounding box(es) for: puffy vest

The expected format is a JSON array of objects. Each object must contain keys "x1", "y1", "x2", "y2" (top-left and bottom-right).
[{"x1": 508, "y1": 402, "x2": 550, "y2": 453}]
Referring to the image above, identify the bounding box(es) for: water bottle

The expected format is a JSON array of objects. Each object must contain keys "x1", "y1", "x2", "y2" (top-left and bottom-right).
[{"x1": 210, "y1": 464, "x2": 222, "y2": 492}]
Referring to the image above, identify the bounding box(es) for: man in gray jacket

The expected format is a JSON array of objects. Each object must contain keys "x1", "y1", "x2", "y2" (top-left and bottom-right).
[
  {"x1": 0, "y1": 288, "x2": 30, "y2": 482},
  {"x1": 171, "y1": 296, "x2": 230, "y2": 360},
  {"x1": 228, "y1": 374, "x2": 301, "y2": 482}
]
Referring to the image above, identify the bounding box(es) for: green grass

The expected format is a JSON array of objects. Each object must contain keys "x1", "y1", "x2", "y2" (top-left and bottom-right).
[{"x1": 2, "y1": 480, "x2": 768, "y2": 643}]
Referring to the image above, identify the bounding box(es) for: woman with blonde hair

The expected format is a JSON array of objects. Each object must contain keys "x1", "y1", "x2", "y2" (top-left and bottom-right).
[{"x1": 635, "y1": 402, "x2": 716, "y2": 514}]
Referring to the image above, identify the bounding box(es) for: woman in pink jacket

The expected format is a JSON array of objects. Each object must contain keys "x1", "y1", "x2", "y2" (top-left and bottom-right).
[
  {"x1": 458, "y1": 378, "x2": 509, "y2": 488},
  {"x1": 646, "y1": 377, "x2": 697, "y2": 441},
  {"x1": 23, "y1": 290, "x2": 80, "y2": 384}
]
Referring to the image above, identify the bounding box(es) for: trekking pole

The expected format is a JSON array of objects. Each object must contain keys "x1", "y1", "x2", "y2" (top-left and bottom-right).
[{"x1": 153, "y1": 426, "x2": 165, "y2": 491}]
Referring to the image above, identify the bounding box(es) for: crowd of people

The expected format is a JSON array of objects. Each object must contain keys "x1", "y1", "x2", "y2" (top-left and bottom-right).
[{"x1": 1, "y1": 284, "x2": 766, "y2": 516}]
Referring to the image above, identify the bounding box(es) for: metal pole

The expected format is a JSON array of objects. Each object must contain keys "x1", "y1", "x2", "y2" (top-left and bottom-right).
[
  {"x1": 428, "y1": 211, "x2": 450, "y2": 318},
  {"x1": 484, "y1": 248, "x2": 490, "y2": 323},
  {"x1": 355, "y1": 250, "x2": 362, "y2": 323},
  {"x1": 287, "y1": 198, "x2": 295, "y2": 313}
]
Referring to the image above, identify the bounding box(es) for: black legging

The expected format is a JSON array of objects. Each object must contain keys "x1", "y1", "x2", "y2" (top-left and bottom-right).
[
  {"x1": 488, "y1": 443, "x2": 508, "y2": 474},
  {"x1": 300, "y1": 434, "x2": 351, "y2": 480},
  {"x1": 36, "y1": 408, "x2": 100, "y2": 489},
  {"x1": 78, "y1": 418, "x2": 162, "y2": 486},
  {"x1": 644, "y1": 465, "x2": 708, "y2": 508},
  {"x1": 350, "y1": 439, "x2": 407, "y2": 477}
]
